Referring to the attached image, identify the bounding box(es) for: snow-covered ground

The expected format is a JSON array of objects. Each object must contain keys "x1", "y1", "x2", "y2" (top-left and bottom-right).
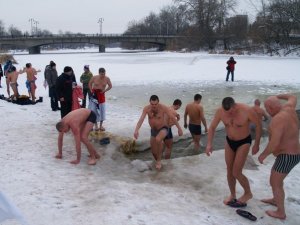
[{"x1": 0, "y1": 49, "x2": 300, "y2": 225}]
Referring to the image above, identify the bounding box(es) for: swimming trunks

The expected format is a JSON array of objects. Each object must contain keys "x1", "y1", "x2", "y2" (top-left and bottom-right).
[
  {"x1": 226, "y1": 135, "x2": 252, "y2": 152},
  {"x1": 93, "y1": 89, "x2": 105, "y2": 103},
  {"x1": 151, "y1": 126, "x2": 168, "y2": 137},
  {"x1": 10, "y1": 82, "x2": 18, "y2": 88},
  {"x1": 188, "y1": 123, "x2": 202, "y2": 135},
  {"x1": 164, "y1": 128, "x2": 173, "y2": 140},
  {"x1": 272, "y1": 154, "x2": 300, "y2": 174},
  {"x1": 86, "y1": 111, "x2": 96, "y2": 123}
]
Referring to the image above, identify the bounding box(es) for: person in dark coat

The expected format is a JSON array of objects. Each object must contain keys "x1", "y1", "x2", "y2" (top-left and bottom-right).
[
  {"x1": 226, "y1": 56, "x2": 237, "y2": 82},
  {"x1": 45, "y1": 62, "x2": 59, "y2": 111},
  {"x1": 56, "y1": 66, "x2": 76, "y2": 118},
  {"x1": 0, "y1": 63, "x2": 3, "y2": 88}
]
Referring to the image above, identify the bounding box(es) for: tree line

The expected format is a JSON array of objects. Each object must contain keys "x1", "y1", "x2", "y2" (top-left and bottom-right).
[
  {"x1": 123, "y1": 0, "x2": 300, "y2": 55},
  {"x1": 0, "y1": 0, "x2": 299, "y2": 55}
]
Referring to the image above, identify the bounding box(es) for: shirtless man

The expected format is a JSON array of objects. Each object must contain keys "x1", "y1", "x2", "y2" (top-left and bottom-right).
[
  {"x1": 250, "y1": 99, "x2": 269, "y2": 137},
  {"x1": 184, "y1": 94, "x2": 208, "y2": 151},
  {"x1": 164, "y1": 99, "x2": 182, "y2": 159},
  {"x1": 55, "y1": 108, "x2": 100, "y2": 165},
  {"x1": 88, "y1": 67, "x2": 112, "y2": 131},
  {"x1": 258, "y1": 94, "x2": 300, "y2": 220},
  {"x1": 252, "y1": 99, "x2": 268, "y2": 121},
  {"x1": 134, "y1": 95, "x2": 183, "y2": 170},
  {"x1": 6, "y1": 66, "x2": 24, "y2": 100},
  {"x1": 206, "y1": 97, "x2": 262, "y2": 207},
  {"x1": 23, "y1": 63, "x2": 41, "y2": 102}
]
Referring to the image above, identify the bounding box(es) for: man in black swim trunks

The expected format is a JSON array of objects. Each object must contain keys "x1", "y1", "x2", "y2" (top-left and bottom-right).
[
  {"x1": 259, "y1": 94, "x2": 300, "y2": 220},
  {"x1": 134, "y1": 95, "x2": 183, "y2": 170},
  {"x1": 55, "y1": 108, "x2": 100, "y2": 165},
  {"x1": 205, "y1": 97, "x2": 262, "y2": 206},
  {"x1": 184, "y1": 94, "x2": 208, "y2": 151}
]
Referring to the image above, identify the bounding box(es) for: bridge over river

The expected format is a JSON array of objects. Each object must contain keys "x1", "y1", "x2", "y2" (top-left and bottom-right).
[{"x1": 0, "y1": 34, "x2": 182, "y2": 54}]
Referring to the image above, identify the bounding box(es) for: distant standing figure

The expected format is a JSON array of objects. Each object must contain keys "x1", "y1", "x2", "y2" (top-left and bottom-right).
[
  {"x1": 258, "y1": 94, "x2": 300, "y2": 220},
  {"x1": 88, "y1": 67, "x2": 112, "y2": 131},
  {"x1": 164, "y1": 99, "x2": 183, "y2": 159},
  {"x1": 45, "y1": 62, "x2": 59, "y2": 111},
  {"x1": 56, "y1": 66, "x2": 76, "y2": 118},
  {"x1": 80, "y1": 65, "x2": 93, "y2": 108},
  {"x1": 55, "y1": 108, "x2": 100, "y2": 165},
  {"x1": 23, "y1": 63, "x2": 41, "y2": 102},
  {"x1": 134, "y1": 95, "x2": 183, "y2": 170},
  {"x1": 184, "y1": 94, "x2": 208, "y2": 151},
  {"x1": 0, "y1": 63, "x2": 3, "y2": 88},
  {"x1": 226, "y1": 56, "x2": 236, "y2": 82},
  {"x1": 206, "y1": 97, "x2": 262, "y2": 207}
]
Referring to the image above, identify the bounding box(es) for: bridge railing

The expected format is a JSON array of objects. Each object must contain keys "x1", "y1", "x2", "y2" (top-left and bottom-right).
[{"x1": 0, "y1": 33, "x2": 178, "y2": 39}]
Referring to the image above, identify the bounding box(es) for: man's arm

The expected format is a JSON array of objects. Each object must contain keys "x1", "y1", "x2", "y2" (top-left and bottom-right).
[
  {"x1": 277, "y1": 94, "x2": 297, "y2": 109},
  {"x1": 249, "y1": 107, "x2": 262, "y2": 155},
  {"x1": 258, "y1": 119, "x2": 283, "y2": 163},
  {"x1": 262, "y1": 109, "x2": 269, "y2": 121},
  {"x1": 184, "y1": 106, "x2": 188, "y2": 129},
  {"x1": 134, "y1": 107, "x2": 147, "y2": 139},
  {"x1": 104, "y1": 77, "x2": 112, "y2": 93},
  {"x1": 200, "y1": 106, "x2": 208, "y2": 133},
  {"x1": 205, "y1": 109, "x2": 221, "y2": 156},
  {"x1": 88, "y1": 77, "x2": 94, "y2": 92},
  {"x1": 56, "y1": 132, "x2": 64, "y2": 159},
  {"x1": 70, "y1": 126, "x2": 81, "y2": 164}
]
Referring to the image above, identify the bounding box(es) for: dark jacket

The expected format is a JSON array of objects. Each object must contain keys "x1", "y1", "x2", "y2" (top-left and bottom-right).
[
  {"x1": 45, "y1": 68, "x2": 58, "y2": 88},
  {"x1": 227, "y1": 59, "x2": 236, "y2": 72},
  {"x1": 0, "y1": 64, "x2": 3, "y2": 77},
  {"x1": 56, "y1": 73, "x2": 75, "y2": 102}
]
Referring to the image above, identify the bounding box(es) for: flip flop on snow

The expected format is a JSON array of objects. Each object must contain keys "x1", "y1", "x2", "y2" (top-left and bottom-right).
[
  {"x1": 226, "y1": 198, "x2": 237, "y2": 206},
  {"x1": 228, "y1": 200, "x2": 247, "y2": 208},
  {"x1": 236, "y1": 209, "x2": 257, "y2": 221}
]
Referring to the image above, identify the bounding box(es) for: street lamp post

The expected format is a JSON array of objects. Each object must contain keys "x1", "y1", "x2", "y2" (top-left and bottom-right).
[
  {"x1": 29, "y1": 18, "x2": 34, "y2": 35},
  {"x1": 98, "y1": 18, "x2": 104, "y2": 35},
  {"x1": 34, "y1": 20, "x2": 39, "y2": 35}
]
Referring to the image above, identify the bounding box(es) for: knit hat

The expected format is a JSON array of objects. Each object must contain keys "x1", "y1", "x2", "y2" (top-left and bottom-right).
[
  {"x1": 64, "y1": 66, "x2": 72, "y2": 73},
  {"x1": 84, "y1": 65, "x2": 89, "y2": 70}
]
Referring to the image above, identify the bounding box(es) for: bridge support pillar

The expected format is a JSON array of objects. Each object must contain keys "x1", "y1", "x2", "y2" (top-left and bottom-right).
[
  {"x1": 99, "y1": 45, "x2": 105, "y2": 53},
  {"x1": 158, "y1": 44, "x2": 166, "y2": 51},
  {"x1": 28, "y1": 46, "x2": 41, "y2": 54}
]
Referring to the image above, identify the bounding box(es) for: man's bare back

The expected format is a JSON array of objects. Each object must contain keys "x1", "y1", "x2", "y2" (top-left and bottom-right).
[
  {"x1": 62, "y1": 108, "x2": 92, "y2": 131},
  {"x1": 7, "y1": 70, "x2": 21, "y2": 83},
  {"x1": 185, "y1": 103, "x2": 203, "y2": 125}
]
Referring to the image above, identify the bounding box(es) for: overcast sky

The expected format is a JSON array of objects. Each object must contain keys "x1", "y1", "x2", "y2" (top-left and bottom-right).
[{"x1": 1, "y1": 0, "x2": 257, "y2": 34}]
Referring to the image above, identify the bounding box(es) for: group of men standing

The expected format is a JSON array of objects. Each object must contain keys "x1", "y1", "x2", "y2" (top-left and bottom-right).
[
  {"x1": 2, "y1": 60, "x2": 41, "y2": 102},
  {"x1": 133, "y1": 93, "x2": 300, "y2": 220}
]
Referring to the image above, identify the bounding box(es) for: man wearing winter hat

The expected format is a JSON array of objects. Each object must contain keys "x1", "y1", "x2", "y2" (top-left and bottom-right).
[
  {"x1": 56, "y1": 66, "x2": 76, "y2": 118},
  {"x1": 80, "y1": 65, "x2": 93, "y2": 108}
]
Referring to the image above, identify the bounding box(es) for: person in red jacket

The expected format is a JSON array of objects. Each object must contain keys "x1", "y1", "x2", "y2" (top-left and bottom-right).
[{"x1": 226, "y1": 56, "x2": 237, "y2": 82}]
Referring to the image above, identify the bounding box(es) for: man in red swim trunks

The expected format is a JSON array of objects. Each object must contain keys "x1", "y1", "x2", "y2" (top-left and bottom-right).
[{"x1": 88, "y1": 67, "x2": 112, "y2": 131}]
